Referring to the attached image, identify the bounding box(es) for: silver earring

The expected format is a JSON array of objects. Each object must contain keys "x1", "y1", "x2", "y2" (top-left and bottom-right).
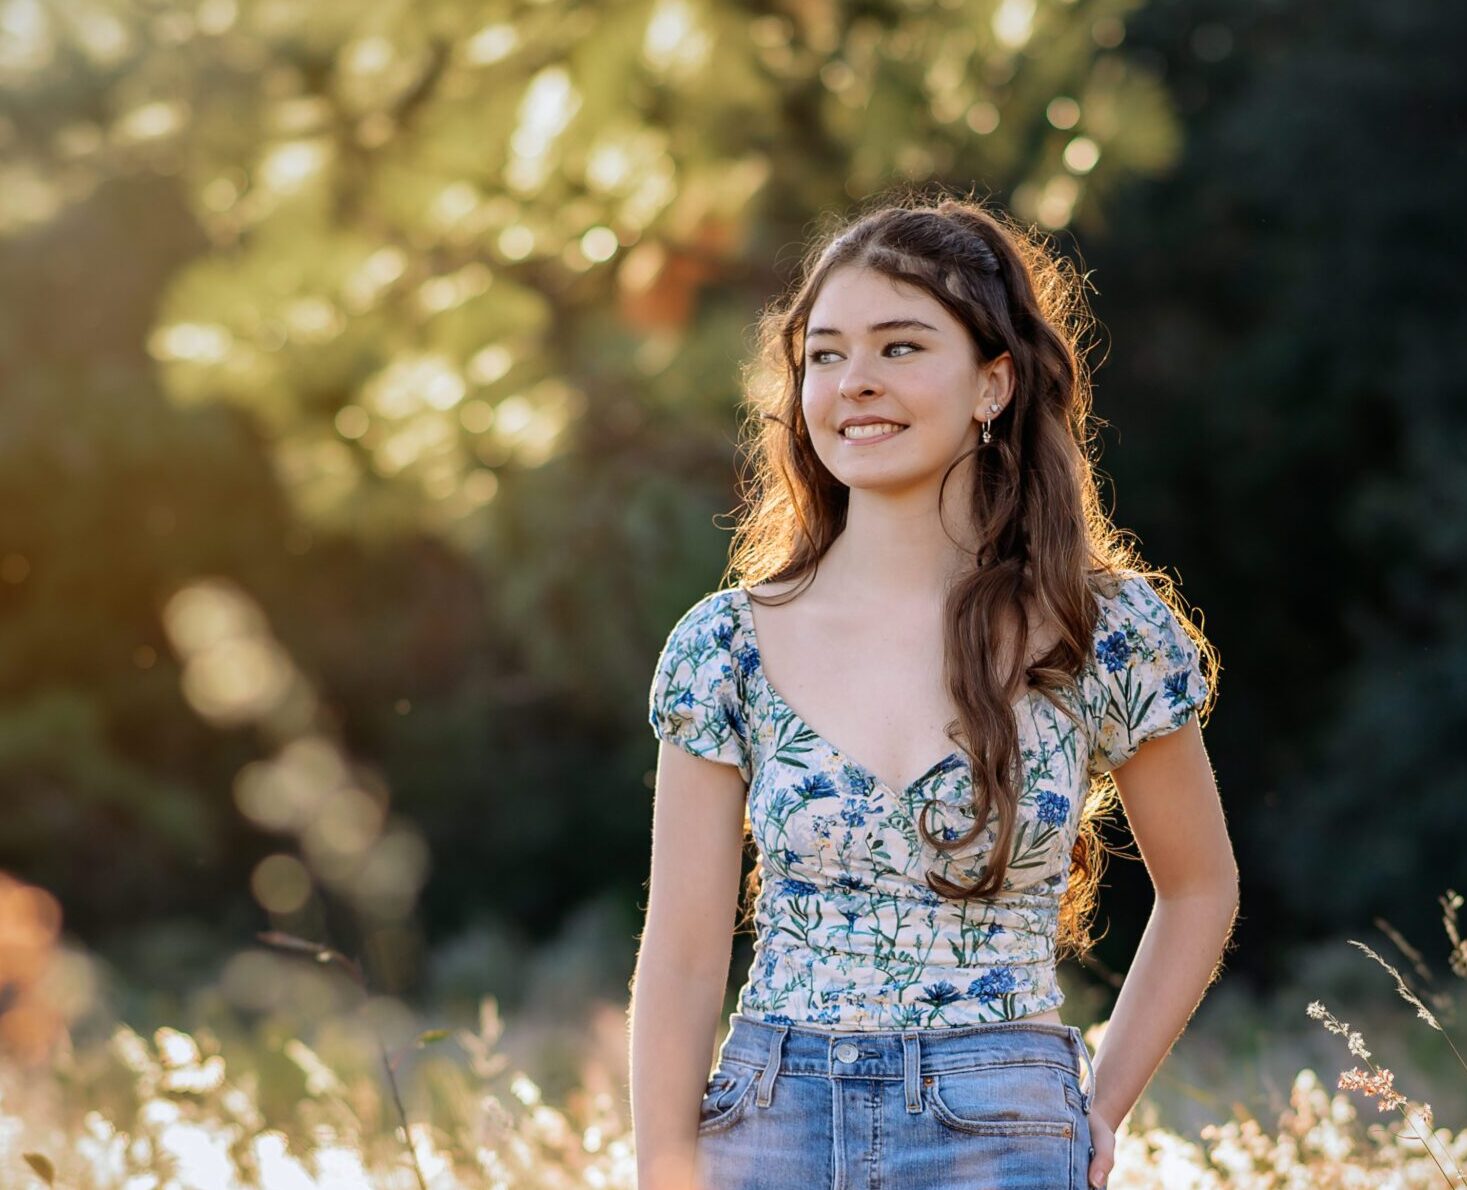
[{"x1": 982, "y1": 401, "x2": 1000, "y2": 444}]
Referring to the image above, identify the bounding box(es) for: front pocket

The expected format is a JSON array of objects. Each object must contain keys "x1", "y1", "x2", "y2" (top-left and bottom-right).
[
  {"x1": 697, "y1": 1061, "x2": 760, "y2": 1135},
  {"x1": 926, "y1": 1062, "x2": 1075, "y2": 1138}
]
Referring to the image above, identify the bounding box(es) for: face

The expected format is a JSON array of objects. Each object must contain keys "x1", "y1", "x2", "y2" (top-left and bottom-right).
[{"x1": 800, "y1": 265, "x2": 1013, "y2": 494}]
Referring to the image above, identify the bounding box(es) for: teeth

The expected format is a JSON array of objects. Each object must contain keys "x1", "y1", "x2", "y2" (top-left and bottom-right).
[{"x1": 842, "y1": 423, "x2": 905, "y2": 439}]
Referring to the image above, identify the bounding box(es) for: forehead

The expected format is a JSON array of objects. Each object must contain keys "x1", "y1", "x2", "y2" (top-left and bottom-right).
[{"x1": 806, "y1": 265, "x2": 956, "y2": 334}]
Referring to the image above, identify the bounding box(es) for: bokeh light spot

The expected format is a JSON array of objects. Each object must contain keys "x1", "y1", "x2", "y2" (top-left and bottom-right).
[
  {"x1": 251, "y1": 854, "x2": 313, "y2": 914},
  {"x1": 1063, "y1": 136, "x2": 1101, "y2": 174},
  {"x1": 465, "y1": 22, "x2": 518, "y2": 65},
  {"x1": 965, "y1": 102, "x2": 1000, "y2": 135},
  {"x1": 1046, "y1": 96, "x2": 1081, "y2": 130},
  {"x1": 335, "y1": 404, "x2": 370, "y2": 440},
  {"x1": 992, "y1": 0, "x2": 1035, "y2": 49},
  {"x1": 580, "y1": 225, "x2": 619, "y2": 263}
]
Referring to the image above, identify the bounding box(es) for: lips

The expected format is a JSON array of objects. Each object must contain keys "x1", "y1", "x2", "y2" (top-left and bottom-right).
[{"x1": 840, "y1": 422, "x2": 907, "y2": 442}]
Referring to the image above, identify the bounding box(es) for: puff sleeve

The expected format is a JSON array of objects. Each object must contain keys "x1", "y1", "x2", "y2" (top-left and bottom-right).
[
  {"x1": 1089, "y1": 572, "x2": 1208, "y2": 774},
  {"x1": 647, "y1": 592, "x2": 752, "y2": 782}
]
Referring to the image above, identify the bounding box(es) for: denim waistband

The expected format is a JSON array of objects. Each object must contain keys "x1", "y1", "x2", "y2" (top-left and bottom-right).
[{"x1": 717, "y1": 1011, "x2": 1096, "y2": 1115}]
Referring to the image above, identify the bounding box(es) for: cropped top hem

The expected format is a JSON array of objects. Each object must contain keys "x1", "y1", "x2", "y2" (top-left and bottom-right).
[{"x1": 736, "y1": 988, "x2": 1069, "y2": 1033}]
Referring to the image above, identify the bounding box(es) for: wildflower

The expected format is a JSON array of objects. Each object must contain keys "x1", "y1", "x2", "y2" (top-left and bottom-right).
[
  {"x1": 1304, "y1": 999, "x2": 1371, "y2": 1060},
  {"x1": 1338, "y1": 1066, "x2": 1407, "y2": 1112}
]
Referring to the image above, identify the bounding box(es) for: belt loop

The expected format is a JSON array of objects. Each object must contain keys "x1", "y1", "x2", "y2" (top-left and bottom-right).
[
  {"x1": 1072, "y1": 1027, "x2": 1095, "y2": 1114},
  {"x1": 902, "y1": 1031, "x2": 922, "y2": 1113},
  {"x1": 755, "y1": 1024, "x2": 788, "y2": 1107}
]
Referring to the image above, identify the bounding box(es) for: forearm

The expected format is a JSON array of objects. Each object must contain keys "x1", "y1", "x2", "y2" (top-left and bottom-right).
[
  {"x1": 630, "y1": 941, "x2": 728, "y2": 1190},
  {"x1": 1090, "y1": 886, "x2": 1239, "y2": 1130}
]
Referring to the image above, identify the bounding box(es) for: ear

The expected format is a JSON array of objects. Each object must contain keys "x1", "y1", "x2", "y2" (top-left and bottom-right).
[{"x1": 972, "y1": 351, "x2": 1016, "y2": 419}]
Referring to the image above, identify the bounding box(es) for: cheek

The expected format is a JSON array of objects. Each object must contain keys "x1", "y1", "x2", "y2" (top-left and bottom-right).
[
  {"x1": 801, "y1": 376, "x2": 832, "y2": 421},
  {"x1": 801, "y1": 387, "x2": 842, "y2": 448}
]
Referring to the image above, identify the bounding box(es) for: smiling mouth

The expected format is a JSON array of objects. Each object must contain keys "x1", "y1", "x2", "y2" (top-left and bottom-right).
[{"x1": 840, "y1": 423, "x2": 908, "y2": 442}]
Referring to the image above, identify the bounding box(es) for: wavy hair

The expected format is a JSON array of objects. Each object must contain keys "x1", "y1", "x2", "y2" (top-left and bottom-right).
[{"x1": 723, "y1": 189, "x2": 1218, "y2": 958}]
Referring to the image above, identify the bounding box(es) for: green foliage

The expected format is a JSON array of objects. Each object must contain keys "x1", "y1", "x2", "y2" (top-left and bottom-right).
[
  {"x1": 1072, "y1": 0, "x2": 1467, "y2": 950},
  {"x1": 0, "y1": 0, "x2": 1458, "y2": 999}
]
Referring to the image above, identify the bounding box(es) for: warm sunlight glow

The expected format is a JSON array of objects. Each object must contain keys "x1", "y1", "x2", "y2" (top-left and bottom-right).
[
  {"x1": 992, "y1": 0, "x2": 1036, "y2": 50},
  {"x1": 258, "y1": 139, "x2": 330, "y2": 194},
  {"x1": 643, "y1": 0, "x2": 712, "y2": 77},
  {"x1": 149, "y1": 322, "x2": 234, "y2": 365},
  {"x1": 465, "y1": 21, "x2": 519, "y2": 65},
  {"x1": 507, "y1": 66, "x2": 581, "y2": 193}
]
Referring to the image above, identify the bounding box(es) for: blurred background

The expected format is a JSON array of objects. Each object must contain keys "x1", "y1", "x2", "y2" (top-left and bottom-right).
[{"x1": 1, "y1": 0, "x2": 1463, "y2": 1180}]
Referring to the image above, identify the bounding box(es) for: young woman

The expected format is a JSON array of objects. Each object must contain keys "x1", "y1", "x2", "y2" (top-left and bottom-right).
[{"x1": 629, "y1": 195, "x2": 1239, "y2": 1190}]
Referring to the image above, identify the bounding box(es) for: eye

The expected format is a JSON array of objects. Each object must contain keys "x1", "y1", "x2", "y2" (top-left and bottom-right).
[{"x1": 805, "y1": 341, "x2": 922, "y2": 365}]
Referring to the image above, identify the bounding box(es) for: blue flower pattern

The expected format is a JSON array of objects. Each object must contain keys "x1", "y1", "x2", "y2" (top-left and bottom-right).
[
  {"x1": 1035, "y1": 791, "x2": 1070, "y2": 828},
  {"x1": 648, "y1": 572, "x2": 1204, "y2": 1028}
]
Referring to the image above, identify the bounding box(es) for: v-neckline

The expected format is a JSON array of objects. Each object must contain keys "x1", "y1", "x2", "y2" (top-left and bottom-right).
[{"x1": 733, "y1": 586, "x2": 967, "y2": 796}]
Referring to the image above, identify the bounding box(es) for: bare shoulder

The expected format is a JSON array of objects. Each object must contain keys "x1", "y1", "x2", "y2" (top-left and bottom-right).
[{"x1": 743, "y1": 576, "x2": 811, "y2": 602}]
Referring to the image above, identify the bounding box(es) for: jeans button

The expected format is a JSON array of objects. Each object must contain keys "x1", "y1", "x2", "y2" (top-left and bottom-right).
[{"x1": 835, "y1": 1042, "x2": 859, "y2": 1063}]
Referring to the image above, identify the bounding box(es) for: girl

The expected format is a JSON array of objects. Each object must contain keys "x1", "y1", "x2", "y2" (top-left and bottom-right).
[{"x1": 630, "y1": 195, "x2": 1238, "y2": 1190}]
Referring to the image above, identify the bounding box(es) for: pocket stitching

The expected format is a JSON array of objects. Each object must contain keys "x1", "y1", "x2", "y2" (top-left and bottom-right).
[
  {"x1": 696, "y1": 1061, "x2": 761, "y2": 1135},
  {"x1": 927, "y1": 1066, "x2": 1074, "y2": 1138}
]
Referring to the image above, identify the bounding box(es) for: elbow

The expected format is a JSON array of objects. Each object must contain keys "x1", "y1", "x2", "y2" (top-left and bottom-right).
[
  {"x1": 1157, "y1": 867, "x2": 1240, "y2": 907},
  {"x1": 637, "y1": 922, "x2": 735, "y2": 988}
]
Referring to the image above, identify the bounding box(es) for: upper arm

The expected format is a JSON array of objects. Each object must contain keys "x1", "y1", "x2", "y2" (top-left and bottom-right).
[
  {"x1": 642, "y1": 741, "x2": 748, "y2": 980},
  {"x1": 1112, "y1": 715, "x2": 1238, "y2": 899}
]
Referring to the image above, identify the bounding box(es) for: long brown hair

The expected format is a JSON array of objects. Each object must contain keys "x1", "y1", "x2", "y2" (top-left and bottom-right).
[{"x1": 723, "y1": 189, "x2": 1218, "y2": 958}]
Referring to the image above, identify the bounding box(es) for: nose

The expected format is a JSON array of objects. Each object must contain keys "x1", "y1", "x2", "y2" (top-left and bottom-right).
[{"x1": 837, "y1": 361, "x2": 883, "y2": 400}]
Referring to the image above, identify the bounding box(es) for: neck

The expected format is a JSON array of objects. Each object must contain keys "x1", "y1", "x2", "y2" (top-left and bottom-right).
[{"x1": 818, "y1": 479, "x2": 981, "y2": 605}]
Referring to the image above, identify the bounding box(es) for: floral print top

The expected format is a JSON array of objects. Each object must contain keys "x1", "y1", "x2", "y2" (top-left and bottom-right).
[{"x1": 646, "y1": 571, "x2": 1207, "y2": 1030}]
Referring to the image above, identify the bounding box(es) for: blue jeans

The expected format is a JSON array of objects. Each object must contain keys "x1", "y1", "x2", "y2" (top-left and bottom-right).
[{"x1": 695, "y1": 1012, "x2": 1097, "y2": 1190}]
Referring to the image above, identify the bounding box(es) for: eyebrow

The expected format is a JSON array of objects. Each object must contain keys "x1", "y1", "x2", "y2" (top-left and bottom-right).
[{"x1": 805, "y1": 318, "x2": 941, "y2": 339}]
